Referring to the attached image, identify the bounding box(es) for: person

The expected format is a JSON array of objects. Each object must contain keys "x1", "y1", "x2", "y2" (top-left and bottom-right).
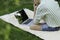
[{"x1": 30, "y1": 0, "x2": 60, "y2": 31}]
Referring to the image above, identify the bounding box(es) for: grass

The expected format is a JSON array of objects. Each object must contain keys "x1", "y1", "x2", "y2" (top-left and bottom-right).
[
  {"x1": 0, "y1": 19, "x2": 43, "y2": 40},
  {"x1": 0, "y1": 0, "x2": 43, "y2": 40},
  {"x1": 0, "y1": 0, "x2": 60, "y2": 40},
  {"x1": 0, "y1": 0, "x2": 33, "y2": 16}
]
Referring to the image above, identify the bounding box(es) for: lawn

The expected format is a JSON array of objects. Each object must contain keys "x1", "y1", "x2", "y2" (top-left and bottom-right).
[
  {"x1": 0, "y1": 0, "x2": 43, "y2": 40},
  {"x1": 0, "y1": 19, "x2": 43, "y2": 40},
  {"x1": 0, "y1": 0, "x2": 60, "y2": 40},
  {"x1": 0, "y1": 0, "x2": 33, "y2": 16}
]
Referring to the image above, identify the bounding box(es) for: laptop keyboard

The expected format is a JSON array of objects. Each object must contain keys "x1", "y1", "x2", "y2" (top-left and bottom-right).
[{"x1": 22, "y1": 19, "x2": 33, "y2": 24}]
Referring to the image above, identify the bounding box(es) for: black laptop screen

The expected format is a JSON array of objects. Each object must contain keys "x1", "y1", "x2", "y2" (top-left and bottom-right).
[{"x1": 18, "y1": 9, "x2": 29, "y2": 22}]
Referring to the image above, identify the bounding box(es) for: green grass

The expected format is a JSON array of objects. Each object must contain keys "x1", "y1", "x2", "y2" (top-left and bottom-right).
[
  {"x1": 0, "y1": 0, "x2": 43, "y2": 40},
  {"x1": 0, "y1": 0, "x2": 60, "y2": 40},
  {"x1": 0, "y1": 0, "x2": 33, "y2": 16},
  {"x1": 0, "y1": 19, "x2": 43, "y2": 40}
]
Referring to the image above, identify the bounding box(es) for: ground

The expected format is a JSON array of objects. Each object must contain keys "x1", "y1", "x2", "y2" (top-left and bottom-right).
[
  {"x1": 0, "y1": 19, "x2": 43, "y2": 40},
  {"x1": 0, "y1": 0, "x2": 43, "y2": 40},
  {"x1": 0, "y1": 0, "x2": 60, "y2": 40}
]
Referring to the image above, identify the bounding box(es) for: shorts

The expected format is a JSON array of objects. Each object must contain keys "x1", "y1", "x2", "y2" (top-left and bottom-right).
[{"x1": 41, "y1": 23, "x2": 60, "y2": 31}]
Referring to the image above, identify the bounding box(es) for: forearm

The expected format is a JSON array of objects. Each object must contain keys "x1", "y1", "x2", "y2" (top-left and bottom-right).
[
  {"x1": 34, "y1": 0, "x2": 40, "y2": 17},
  {"x1": 33, "y1": 17, "x2": 41, "y2": 25}
]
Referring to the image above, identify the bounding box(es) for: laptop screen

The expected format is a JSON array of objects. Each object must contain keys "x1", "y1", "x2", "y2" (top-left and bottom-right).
[{"x1": 18, "y1": 9, "x2": 29, "y2": 22}]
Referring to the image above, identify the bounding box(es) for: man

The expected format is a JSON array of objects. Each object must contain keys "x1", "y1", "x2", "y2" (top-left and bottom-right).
[{"x1": 30, "y1": 0, "x2": 60, "y2": 31}]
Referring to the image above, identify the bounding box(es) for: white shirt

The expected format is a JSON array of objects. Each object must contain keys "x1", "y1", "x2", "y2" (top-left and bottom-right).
[{"x1": 33, "y1": 0, "x2": 60, "y2": 27}]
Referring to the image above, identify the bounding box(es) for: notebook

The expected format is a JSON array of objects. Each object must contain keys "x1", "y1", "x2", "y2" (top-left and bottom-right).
[{"x1": 17, "y1": 9, "x2": 33, "y2": 25}]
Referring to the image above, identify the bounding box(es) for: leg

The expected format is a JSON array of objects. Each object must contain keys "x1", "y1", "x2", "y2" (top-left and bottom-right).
[
  {"x1": 30, "y1": 23, "x2": 60, "y2": 31},
  {"x1": 30, "y1": 23, "x2": 42, "y2": 31},
  {"x1": 41, "y1": 24, "x2": 60, "y2": 31}
]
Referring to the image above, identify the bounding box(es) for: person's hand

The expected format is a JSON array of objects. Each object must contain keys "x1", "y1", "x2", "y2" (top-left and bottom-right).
[{"x1": 30, "y1": 25, "x2": 42, "y2": 31}]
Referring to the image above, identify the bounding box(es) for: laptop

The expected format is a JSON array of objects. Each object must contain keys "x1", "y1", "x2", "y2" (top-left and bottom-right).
[{"x1": 17, "y1": 9, "x2": 33, "y2": 25}]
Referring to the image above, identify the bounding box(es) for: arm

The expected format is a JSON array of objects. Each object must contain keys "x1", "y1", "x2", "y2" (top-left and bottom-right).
[
  {"x1": 33, "y1": 5, "x2": 48, "y2": 25},
  {"x1": 30, "y1": 4, "x2": 49, "y2": 31},
  {"x1": 34, "y1": 0, "x2": 40, "y2": 17}
]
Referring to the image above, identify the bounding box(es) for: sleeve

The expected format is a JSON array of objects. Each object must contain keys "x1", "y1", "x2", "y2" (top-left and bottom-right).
[{"x1": 33, "y1": 5, "x2": 48, "y2": 25}]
